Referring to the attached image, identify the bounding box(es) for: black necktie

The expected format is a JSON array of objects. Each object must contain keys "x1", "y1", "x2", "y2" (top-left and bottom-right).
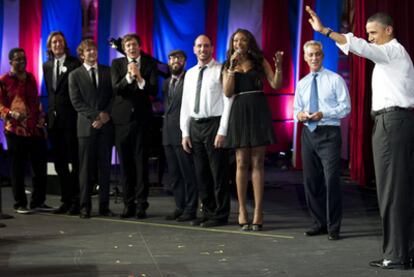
[
  {"x1": 194, "y1": 66, "x2": 207, "y2": 114},
  {"x1": 91, "y1": 68, "x2": 97, "y2": 89},
  {"x1": 169, "y1": 78, "x2": 177, "y2": 99},
  {"x1": 54, "y1": 60, "x2": 60, "y2": 90}
]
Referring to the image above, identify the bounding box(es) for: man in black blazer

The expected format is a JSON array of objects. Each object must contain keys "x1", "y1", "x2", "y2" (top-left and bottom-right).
[
  {"x1": 111, "y1": 33, "x2": 158, "y2": 219},
  {"x1": 163, "y1": 50, "x2": 198, "y2": 222},
  {"x1": 69, "y1": 39, "x2": 114, "y2": 219},
  {"x1": 43, "y1": 31, "x2": 81, "y2": 214}
]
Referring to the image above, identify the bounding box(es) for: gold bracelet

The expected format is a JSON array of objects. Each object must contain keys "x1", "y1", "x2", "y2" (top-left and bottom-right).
[{"x1": 227, "y1": 69, "x2": 235, "y2": 76}]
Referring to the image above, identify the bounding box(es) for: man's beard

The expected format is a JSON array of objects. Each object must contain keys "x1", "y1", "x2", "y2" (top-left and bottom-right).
[{"x1": 170, "y1": 66, "x2": 184, "y2": 76}]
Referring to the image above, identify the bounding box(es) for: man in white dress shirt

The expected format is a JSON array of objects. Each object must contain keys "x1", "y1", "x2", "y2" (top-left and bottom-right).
[
  {"x1": 306, "y1": 6, "x2": 414, "y2": 270},
  {"x1": 180, "y1": 34, "x2": 233, "y2": 227}
]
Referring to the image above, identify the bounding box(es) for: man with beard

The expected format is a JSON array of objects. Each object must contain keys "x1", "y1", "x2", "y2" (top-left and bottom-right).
[
  {"x1": 43, "y1": 31, "x2": 81, "y2": 215},
  {"x1": 163, "y1": 50, "x2": 198, "y2": 222},
  {"x1": 180, "y1": 35, "x2": 233, "y2": 227},
  {"x1": 111, "y1": 34, "x2": 158, "y2": 219}
]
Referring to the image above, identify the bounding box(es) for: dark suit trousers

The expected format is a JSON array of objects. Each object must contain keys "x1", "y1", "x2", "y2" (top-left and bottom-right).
[
  {"x1": 164, "y1": 145, "x2": 198, "y2": 216},
  {"x1": 301, "y1": 126, "x2": 342, "y2": 234},
  {"x1": 115, "y1": 122, "x2": 149, "y2": 210},
  {"x1": 49, "y1": 128, "x2": 79, "y2": 207},
  {"x1": 6, "y1": 134, "x2": 47, "y2": 209},
  {"x1": 190, "y1": 117, "x2": 230, "y2": 221},
  {"x1": 372, "y1": 110, "x2": 414, "y2": 262},
  {"x1": 78, "y1": 127, "x2": 114, "y2": 211}
]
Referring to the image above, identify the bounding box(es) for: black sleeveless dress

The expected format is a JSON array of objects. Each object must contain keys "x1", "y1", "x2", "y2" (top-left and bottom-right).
[{"x1": 225, "y1": 69, "x2": 277, "y2": 148}]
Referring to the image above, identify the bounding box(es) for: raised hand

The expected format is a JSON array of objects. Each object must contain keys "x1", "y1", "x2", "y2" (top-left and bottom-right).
[
  {"x1": 273, "y1": 51, "x2": 284, "y2": 70},
  {"x1": 305, "y1": 5, "x2": 325, "y2": 32}
]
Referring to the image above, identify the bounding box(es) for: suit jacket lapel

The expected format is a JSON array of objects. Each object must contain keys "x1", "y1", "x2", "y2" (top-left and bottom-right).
[{"x1": 45, "y1": 60, "x2": 54, "y2": 92}]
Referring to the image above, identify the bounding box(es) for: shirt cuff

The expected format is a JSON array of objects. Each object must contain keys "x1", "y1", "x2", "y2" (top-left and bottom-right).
[
  {"x1": 336, "y1": 33, "x2": 353, "y2": 55},
  {"x1": 217, "y1": 125, "x2": 228, "y2": 136},
  {"x1": 137, "y1": 78, "x2": 146, "y2": 90},
  {"x1": 125, "y1": 73, "x2": 134, "y2": 84}
]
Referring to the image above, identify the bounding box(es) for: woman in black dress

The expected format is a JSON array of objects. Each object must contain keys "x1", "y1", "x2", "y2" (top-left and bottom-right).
[{"x1": 223, "y1": 29, "x2": 283, "y2": 231}]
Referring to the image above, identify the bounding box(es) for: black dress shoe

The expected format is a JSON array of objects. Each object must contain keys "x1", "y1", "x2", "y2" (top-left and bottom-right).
[
  {"x1": 99, "y1": 209, "x2": 116, "y2": 217},
  {"x1": 53, "y1": 204, "x2": 69, "y2": 214},
  {"x1": 190, "y1": 217, "x2": 208, "y2": 226},
  {"x1": 176, "y1": 214, "x2": 196, "y2": 222},
  {"x1": 304, "y1": 226, "x2": 328, "y2": 236},
  {"x1": 120, "y1": 207, "x2": 136, "y2": 218},
  {"x1": 328, "y1": 233, "x2": 340, "y2": 240},
  {"x1": 80, "y1": 210, "x2": 91, "y2": 219},
  {"x1": 200, "y1": 219, "x2": 228, "y2": 228},
  {"x1": 165, "y1": 210, "x2": 183, "y2": 220},
  {"x1": 136, "y1": 209, "x2": 147, "y2": 219},
  {"x1": 369, "y1": 259, "x2": 410, "y2": 270},
  {"x1": 67, "y1": 203, "x2": 80, "y2": 215}
]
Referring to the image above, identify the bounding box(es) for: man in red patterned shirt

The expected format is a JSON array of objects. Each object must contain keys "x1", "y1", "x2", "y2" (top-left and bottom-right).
[{"x1": 0, "y1": 48, "x2": 50, "y2": 214}]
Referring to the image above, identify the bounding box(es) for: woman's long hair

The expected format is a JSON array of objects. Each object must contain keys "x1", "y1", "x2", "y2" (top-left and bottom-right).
[{"x1": 223, "y1": 29, "x2": 265, "y2": 77}]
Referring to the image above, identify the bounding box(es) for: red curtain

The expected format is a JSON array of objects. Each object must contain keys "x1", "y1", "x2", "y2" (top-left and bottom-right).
[
  {"x1": 262, "y1": 0, "x2": 296, "y2": 153},
  {"x1": 19, "y1": 0, "x2": 42, "y2": 89},
  {"x1": 136, "y1": 0, "x2": 154, "y2": 55},
  {"x1": 205, "y1": 0, "x2": 218, "y2": 59}
]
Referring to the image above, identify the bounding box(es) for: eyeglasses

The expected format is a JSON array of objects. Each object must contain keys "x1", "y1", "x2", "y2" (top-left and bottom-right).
[{"x1": 11, "y1": 57, "x2": 26, "y2": 62}]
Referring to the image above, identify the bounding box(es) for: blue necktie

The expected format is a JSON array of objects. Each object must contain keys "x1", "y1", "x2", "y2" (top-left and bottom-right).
[{"x1": 308, "y1": 73, "x2": 318, "y2": 132}]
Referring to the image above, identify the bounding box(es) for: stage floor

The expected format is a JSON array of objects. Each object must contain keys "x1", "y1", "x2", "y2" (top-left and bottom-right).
[{"x1": 0, "y1": 169, "x2": 412, "y2": 277}]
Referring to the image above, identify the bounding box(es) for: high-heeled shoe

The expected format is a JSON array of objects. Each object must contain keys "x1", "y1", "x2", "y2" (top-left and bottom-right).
[
  {"x1": 239, "y1": 223, "x2": 250, "y2": 231},
  {"x1": 251, "y1": 224, "x2": 263, "y2": 231}
]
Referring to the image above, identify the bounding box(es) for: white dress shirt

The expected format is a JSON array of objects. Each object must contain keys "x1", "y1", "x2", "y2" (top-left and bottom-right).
[
  {"x1": 83, "y1": 63, "x2": 99, "y2": 87},
  {"x1": 294, "y1": 67, "x2": 351, "y2": 127},
  {"x1": 125, "y1": 55, "x2": 145, "y2": 89},
  {"x1": 337, "y1": 35, "x2": 414, "y2": 111},
  {"x1": 180, "y1": 59, "x2": 233, "y2": 137}
]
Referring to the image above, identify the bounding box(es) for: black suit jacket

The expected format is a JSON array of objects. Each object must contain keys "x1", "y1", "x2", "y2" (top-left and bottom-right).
[
  {"x1": 43, "y1": 56, "x2": 82, "y2": 130},
  {"x1": 162, "y1": 74, "x2": 185, "y2": 146},
  {"x1": 110, "y1": 54, "x2": 158, "y2": 125},
  {"x1": 68, "y1": 65, "x2": 113, "y2": 137}
]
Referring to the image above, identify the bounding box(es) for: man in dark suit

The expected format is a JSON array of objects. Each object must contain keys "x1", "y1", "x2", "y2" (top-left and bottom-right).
[
  {"x1": 163, "y1": 50, "x2": 198, "y2": 222},
  {"x1": 69, "y1": 39, "x2": 114, "y2": 219},
  {"x1": 111, "y1": 33, "x2": 158, "y2": 219},
  {"x1": 43, "y1": 31, "x2": 81, "y2": 215}
]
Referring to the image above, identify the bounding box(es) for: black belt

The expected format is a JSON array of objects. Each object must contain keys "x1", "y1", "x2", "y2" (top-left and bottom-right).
[
  {"x1": 191, "y1": 116, "x2": 221, "y2": 123},
  {"x1": 371, "y1": 106, "x2": 413, "y2": 117}
]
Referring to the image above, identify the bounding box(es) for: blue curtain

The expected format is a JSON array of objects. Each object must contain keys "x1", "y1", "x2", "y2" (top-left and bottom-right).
[
  {"x1": 314, "y1": 0, "x2": 342, "y2": 71},
  {"x1": 153, "y1": 0, "x2": 206, "y2": 68},
  {"x1": 97, "y1": 0, "x2": 112, "y2": 66},
  {"x1": 215, "y1": 0, "x2": 230, "y2": 63},
  {"x1": 0, "y1": 0, "x2": 3, "y2": 62},
  {"x1": 41, "y1": 0, "x2": 82, "y2": 62}
]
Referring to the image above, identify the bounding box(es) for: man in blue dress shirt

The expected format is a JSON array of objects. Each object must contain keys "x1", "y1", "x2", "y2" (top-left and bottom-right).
[{"x1": 294, "y1": 40, "x2": 351, "y2": 241}]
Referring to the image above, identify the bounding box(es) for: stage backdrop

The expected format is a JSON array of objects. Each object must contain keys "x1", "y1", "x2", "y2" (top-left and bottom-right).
[{"x1": 0, "y1": 0, "x2": 350, "y2": 174}]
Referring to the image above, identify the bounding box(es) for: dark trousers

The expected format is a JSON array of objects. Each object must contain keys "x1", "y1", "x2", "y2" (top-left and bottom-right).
[
  {"x1": 78, "y1": 127, "x2": 114, "y2": 212},
  {"x1": 49, "y1": 128, "x2": 79, "y2": 208},
  {"x1": 372, "y1": 110, "x2": 414, "y2": 262},
  {"x1": 190, "y1": 117, "x2": 229, "y2": 221},
  {"x1": 164, "y1": 145, "x2": 198, "y2": 216},
  {"x1": 115, "y1": 122, "x2": 149, "y2": 210},
  {"x1": 301, "y1": 126, "x2": 342, "y2": 234},
  {"x1": 6, "y1": 133, "x2": 47, "y2": 209}
]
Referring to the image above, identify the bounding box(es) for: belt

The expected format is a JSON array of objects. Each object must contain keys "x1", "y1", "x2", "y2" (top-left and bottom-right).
[
  {"x1": 371, "y1": 106, "x2": 413, "y2": 117},
  {"x1": 191, "y1": 116, "x2": 221, "y2": 123},
  {"x1": 237, "y1": 90, "x2": 262, "y2": 96}
]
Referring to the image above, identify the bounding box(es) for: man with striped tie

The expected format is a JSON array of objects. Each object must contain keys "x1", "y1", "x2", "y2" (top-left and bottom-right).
[{"x1": 293, "y1": 40, "x2": 350, "y2": 241}]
